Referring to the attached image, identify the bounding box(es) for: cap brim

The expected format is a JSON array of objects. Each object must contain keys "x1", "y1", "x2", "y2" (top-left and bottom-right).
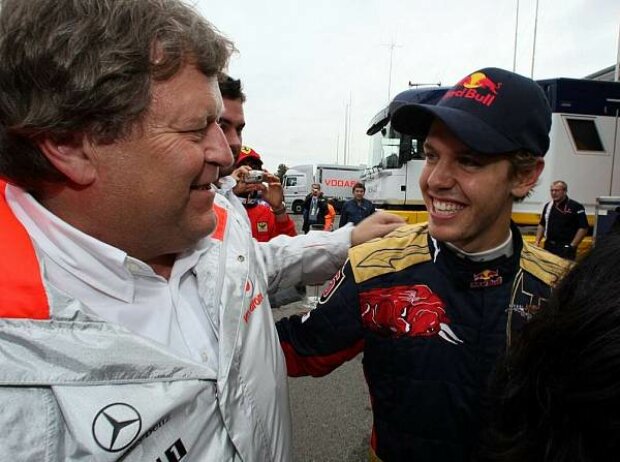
[{"x1": 391, "y1": 103, "x2": 520, "y2": 154}]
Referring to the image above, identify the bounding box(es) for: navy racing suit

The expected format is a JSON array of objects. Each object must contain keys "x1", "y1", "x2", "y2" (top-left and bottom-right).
[{"x1": 276, "y1": 223, "x2": 570, "y2": 462}]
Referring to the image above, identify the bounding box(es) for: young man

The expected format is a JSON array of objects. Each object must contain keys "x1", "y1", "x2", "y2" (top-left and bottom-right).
[
  {"x1": 302, "y1": 183, "x2": 328, "y2": 233},
  {"x1": 0, "y1": 1, "x2": 403, "y2": 460},
  {"x1": 277, "y1": 68, "x2": 572, "y2": 461},
  {"x1": 339, "y1": 182, "x2": 376, "y2": 227},
  {"x1": 218, "y1": 74, "x2": 246, "y2": 170},
  {"x1": 536, "y1": 180, "x2": 588, "y2": 259}
]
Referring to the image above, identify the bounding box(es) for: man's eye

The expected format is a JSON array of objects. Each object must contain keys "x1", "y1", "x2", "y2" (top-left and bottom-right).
[
  {"x1": 458, "y1": 156, "x2": 482, "y2": 168},
  {"x1": 183, "y1": 127, "x2": 208, "y2": 139},
  {"x1": 424, "y1": 152, "x2": 437, "y2": 162}
]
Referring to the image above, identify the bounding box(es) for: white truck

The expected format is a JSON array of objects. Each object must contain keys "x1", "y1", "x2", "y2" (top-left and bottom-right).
[
  {"x1": 363, "y1": 77, "x2": 620, "y2": 228},
  {"x1": 283, "y1": 164, "x2": 365, "y2": 214}
]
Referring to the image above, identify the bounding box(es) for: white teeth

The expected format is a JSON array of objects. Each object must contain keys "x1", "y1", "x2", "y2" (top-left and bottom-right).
[{"x1": 433, "y1": 200, "x2": 464, "y2": 213}]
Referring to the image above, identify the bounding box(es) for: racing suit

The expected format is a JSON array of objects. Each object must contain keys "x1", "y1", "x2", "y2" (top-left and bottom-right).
[
  {"x1": 0, "y1": 182, "x2": 352, "y2": 461},
  {"x1": 277, "y1": 223, "x2": 570, "y2": 462}
]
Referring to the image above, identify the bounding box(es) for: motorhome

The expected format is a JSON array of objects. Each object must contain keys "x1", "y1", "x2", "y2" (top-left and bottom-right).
[{"x1": 363, "y1": 78, "x2": 620, "y2": 231}]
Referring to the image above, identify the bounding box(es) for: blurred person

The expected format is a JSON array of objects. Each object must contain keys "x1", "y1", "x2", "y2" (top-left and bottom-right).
[
  {"x1": 276, "y1": 68, "x2": 571, "y2": 462},
  {"x1": 479, "y1": 233, "x2": 620, "y2": 462},
  {"x1": 535, "y1": 180, "x2": 588, "y2": 259},
  {"x1": 302, "y1": 183, "x2": 328, "y2": 233},
  {"x1": 0, "y1": 1, "x2": 404, "y2": 460},
  {"x1": 218, "y1": 74, "x2": 246, "y2": 172},
  {"x1": 214, "y1": 76, "x2": 403, "y2": 309},
  {"x1": 324, "y1": 198, "x2": 337, "y2": 231},
  {"x1": 339, "y1": 182, "x2": 376, "y2": 227},
  {"x1": 234, "y1": 146, "x2": 296, "y2": 242}
]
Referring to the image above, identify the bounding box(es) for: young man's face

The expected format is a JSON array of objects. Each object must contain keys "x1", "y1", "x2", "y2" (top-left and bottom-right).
[
  {"x1": 353, "y1": 187, "x2": 365, "y2": 201},
  {"x1": 311, "y1": 185, "x2": 320, "y2": 196},
  {"x1": 419, "y1": 120, "x2": 541, "y2": 253},
  {"x1": 218, "y1": 97, "x2": 246, "y2": 175}
]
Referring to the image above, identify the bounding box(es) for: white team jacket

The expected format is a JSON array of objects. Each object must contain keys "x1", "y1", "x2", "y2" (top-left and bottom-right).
[{"x1": 0, "y1": 192, "x2": 352, "y2": 461}]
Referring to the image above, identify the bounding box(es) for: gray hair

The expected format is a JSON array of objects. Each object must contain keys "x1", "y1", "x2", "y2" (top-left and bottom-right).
[{"x1": 0, "y1": 0, "x2": 234, "y2": 190}]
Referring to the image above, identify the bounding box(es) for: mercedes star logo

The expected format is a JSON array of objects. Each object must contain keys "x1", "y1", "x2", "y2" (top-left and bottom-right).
[{"x1": 92, "y1": 402, "x2": 142, "y2": 453}]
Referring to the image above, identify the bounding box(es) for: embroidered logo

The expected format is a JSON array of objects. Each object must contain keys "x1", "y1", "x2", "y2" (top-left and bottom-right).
[
  {"x1": 319, "y1": 267, "x2": 346, "y2": 304},
  {"x1": 443, "y1": 71, "x2": 502, "y2": 107},
  {"x1": 470, "y1": 269, "x2": 503, "y2": 288},
  {"x1": 359, "y1": 284, "x2": 463, "y2": 345},
  {"x1": 257, "y1": 221, "x2": 268, "y2": 233},
  {"x1": 243, "y1": 278, "x2": 264, "y2": 323}
]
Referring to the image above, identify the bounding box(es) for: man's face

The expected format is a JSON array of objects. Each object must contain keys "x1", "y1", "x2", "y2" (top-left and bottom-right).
[
  {"x1": 550, "y1": 183, "x2": 567, "y2": 203},
  {"x1": 353, "y1": 187, "x2": 365, "y2": 201},
  {"x1": 218, "y1": 97, "x2": 245, "y2": 175},
  {"x1": 419, "y1": 120, "x2": 538, "y2": 253},
  {"x1": 87, "y1": 64, "x2": 232, "y2": 260},
  {"x1": 311, "y1": 185, "x2": 320, "y2": 196}
]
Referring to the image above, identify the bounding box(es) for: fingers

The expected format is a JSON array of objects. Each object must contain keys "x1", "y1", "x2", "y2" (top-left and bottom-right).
[{"x1": 350, "y1": 212, "x2": 406, "y2": 246}]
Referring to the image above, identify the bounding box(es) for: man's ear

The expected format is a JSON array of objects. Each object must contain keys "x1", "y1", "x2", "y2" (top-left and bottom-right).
[
  {"x1": 36, "y1": 134, "x2": 96, "y2": 186},
  {"x1": 511, "y1": 158, "x2": 544, "y2": 198}
]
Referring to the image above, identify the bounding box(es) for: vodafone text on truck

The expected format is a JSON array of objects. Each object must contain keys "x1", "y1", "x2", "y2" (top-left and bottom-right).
[{"x1": 283, "y1": 164, "x2": 365, "y2": 214}]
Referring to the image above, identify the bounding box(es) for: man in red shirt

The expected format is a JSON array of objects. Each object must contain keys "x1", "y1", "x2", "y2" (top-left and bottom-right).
[{"x1": 234, "y1": 146, "x2": 297, "y2": 242}]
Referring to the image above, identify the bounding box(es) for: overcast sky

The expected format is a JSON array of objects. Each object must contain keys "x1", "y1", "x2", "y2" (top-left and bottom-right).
[{"x1": 198, "y1": 0, "x2": 620, "y2": 172}]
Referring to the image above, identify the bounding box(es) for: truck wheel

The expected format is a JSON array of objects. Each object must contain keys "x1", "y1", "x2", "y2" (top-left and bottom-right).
[{"x1": 292, "y1": 202, "x2": 303, "y2": 214}]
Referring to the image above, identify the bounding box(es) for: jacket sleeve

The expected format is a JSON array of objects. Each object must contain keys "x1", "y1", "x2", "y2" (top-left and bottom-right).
[
  {"x1": 539, "y1": 203, "x2": 548, "y2": 226},
  {"x1": 255, "y1": 224, "x2": 353, "y2": 291},
  {"x1": 276, "y1": 260, "x2": 364, "y2": 377},
  {"x1": 576, "y1": 203, "x2": 589, "y2": 229}
]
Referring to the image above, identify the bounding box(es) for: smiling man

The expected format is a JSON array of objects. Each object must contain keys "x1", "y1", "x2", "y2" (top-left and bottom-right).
[
  {"x1": 276, "y1": 68, "x2": 572, "y2": 461},
  {"x1": 0, "y1": 0, "x2": 405, "y2": 460}
]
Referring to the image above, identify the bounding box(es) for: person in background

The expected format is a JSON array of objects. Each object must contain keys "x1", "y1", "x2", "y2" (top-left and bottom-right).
[
  {"x1": 535, "y1": 180, "x2": 588, "y2": 259},
  {"x1": 234, "y1": 146, "x2": 296, "y2": 242},
  {"x1": 302, "y1": 183, "x2": 328, "y2": 233},
  {"x1": 215, "y1": 75, "x2": 404, "y2": 311},
  {"x1": 0, "y1": 1, "x2": 404, "y2": 459},
  {"x1": 324, "y1": 198, "x2": 337, "y2": 231},
  {"x1": 479, "y1": 233, "x2": 620, "y2": 462},
  {"x1": 218, "y1": 74, "x2": 246, "y2": 171},
  {"x1": 339, "y1": 182, "x2": 376, "y2": 227},
  {"x1": 276, "y1": 67, "x2": 571, "y2": 461}
]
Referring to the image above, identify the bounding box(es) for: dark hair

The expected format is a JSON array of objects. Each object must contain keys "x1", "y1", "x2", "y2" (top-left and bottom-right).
[
  {"x1": 352, "y1": 182, "x2": 365, "y2": 193},
  {"x1": 0, "y1": 0, "x2": 234, "y2": 191},
  {"x1": 479, "y1": 234, "x2": 620, "y2": 461},
  {"x1": 218, "y1": 73, "x2": 246, "y2": 102}
]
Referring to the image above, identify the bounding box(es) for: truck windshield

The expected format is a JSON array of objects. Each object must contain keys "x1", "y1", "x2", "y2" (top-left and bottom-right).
[{"x1": 369, "y1": 122, "x2": 423, "y2": 169}]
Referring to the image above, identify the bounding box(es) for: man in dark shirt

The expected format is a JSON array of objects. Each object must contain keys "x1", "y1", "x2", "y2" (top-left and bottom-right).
[
  {"x1": 339, "y1": 182, "x2": 376, "y2": 227},
  {"x1": 302, "y1": 184, "x2": 328, "y2": 233},
  {"x1": 536, "y1": 180, "x2": 588, "y2": 259}
]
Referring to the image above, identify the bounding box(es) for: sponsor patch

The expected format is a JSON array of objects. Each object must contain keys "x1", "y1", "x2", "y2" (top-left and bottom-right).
[
  {"x1": 319, "y1": 267, "x2": 346, "y2": 304},
  {"x1": 257, "y1": 221, "x2": 268, "y2": 233},
  {"x1": 470, "y1": 269, "x2": 503, "y2": 288},
  {"x1": 359, "y1": 284, "x2": 463, "y2": 345}
]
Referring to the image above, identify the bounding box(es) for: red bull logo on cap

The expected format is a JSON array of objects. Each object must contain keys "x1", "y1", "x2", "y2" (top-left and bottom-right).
[{"x1": 444, "y1": 71, "x2": 502, "y2": 107}]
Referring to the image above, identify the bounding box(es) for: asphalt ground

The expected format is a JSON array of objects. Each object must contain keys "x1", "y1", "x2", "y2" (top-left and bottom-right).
[{"x1": 275, "y1": 214, "x2": 373, "y2": 461}]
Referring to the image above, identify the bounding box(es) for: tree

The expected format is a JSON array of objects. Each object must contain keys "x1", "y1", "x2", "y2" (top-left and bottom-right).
[{"x1": 276, "y1": 164, "x2": 288, "y2": 183}]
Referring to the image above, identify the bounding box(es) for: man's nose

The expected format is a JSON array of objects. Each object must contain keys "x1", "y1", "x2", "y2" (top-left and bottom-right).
[{"x1": 206, "y1": 123, "x2": 234, "y2": 168}]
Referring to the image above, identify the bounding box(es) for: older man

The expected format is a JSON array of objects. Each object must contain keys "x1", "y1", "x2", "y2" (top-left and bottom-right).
[
  {"x1": 0, "y1": 1, "x2": 402, "y2": 460},
  {"x1": 535, "y1": 180, "x2": 588, "y2": 259}
]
